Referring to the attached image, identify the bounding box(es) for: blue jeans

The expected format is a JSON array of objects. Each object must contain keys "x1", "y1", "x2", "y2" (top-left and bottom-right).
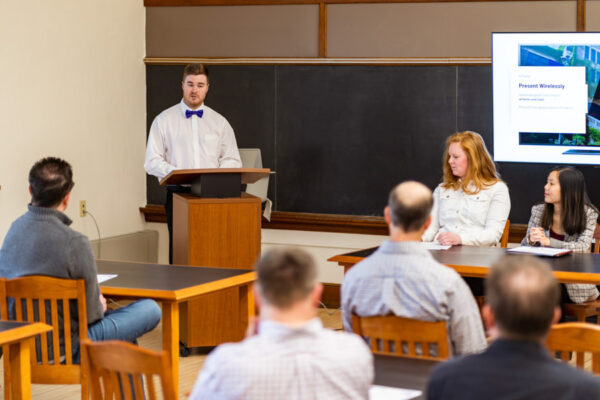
[
  {"x1": 73, "y1": 299, "x2": 161, "y2": 363},
  {"x1": 88, "y1": 299, "x2": 161, "y2": 342}
]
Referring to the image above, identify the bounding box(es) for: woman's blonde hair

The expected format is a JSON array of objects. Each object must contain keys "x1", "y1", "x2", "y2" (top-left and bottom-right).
[{"x1": 442, "y1": 131, "x2": 500, "y2": 194}]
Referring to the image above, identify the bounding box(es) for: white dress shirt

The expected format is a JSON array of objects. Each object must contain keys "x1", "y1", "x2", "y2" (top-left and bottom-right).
[
  {"x1": 190, "y1": 318, "x2": 373, "y2": 400},
  {"x1": 422, "y1": 181, "x2": 511, "y2": 246},
  {"x1": 144, "y1": 100, "x2": 242, "y2": 180}
]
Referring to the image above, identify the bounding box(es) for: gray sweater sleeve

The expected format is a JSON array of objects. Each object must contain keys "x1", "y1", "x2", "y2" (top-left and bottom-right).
[{"x1": 67, "y1": 235, "x2": 104, "y2": 324}]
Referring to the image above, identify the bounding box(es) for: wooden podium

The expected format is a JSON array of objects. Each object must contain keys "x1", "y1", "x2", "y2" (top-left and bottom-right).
[{"x1": 160, "y1": 168, "x2": 269, "y2": 347}]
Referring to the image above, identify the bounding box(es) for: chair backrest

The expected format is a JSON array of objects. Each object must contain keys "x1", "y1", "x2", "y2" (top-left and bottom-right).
[
  {"x1": 239, "y1": 148, "x2": 270, "y2": 202},
  {"x1": 81, "y1": 339, "x2": 176, "y2": 400},
  {"x1": 546, "y1": 322, "x2": 600, "y2": 374},
  {"x1": 593, "y1": 224, "x2": 600, "y2": 254},
  {"x1": 352, "y1": 314, "x2": 449, "y2": 360},
  {"x1": 0, "y1": 276, "x2": 88, "y2": 398},
  {"x1": 239, "y1": 148, "x2": 262, "y2": 169},
  {"x1": 500, "y1": 219, "x2": 510, "y2": 248}
]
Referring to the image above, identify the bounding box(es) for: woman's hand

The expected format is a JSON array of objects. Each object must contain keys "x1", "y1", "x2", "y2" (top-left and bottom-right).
[
  {"x1": 529, "y1": 227, "x2": 550, "y2": 246},
  {"x1": 437, "y1": 232, "x2": 462, "y2": 246}
]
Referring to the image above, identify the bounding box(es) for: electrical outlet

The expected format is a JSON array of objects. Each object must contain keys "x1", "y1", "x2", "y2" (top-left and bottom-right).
[{"x1": 79, "y1": 200, "x2": 87, "y2": 217}]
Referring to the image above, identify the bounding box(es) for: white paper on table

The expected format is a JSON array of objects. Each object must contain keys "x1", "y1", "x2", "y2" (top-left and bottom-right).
[
  {"x1": 97, "y1": 274, "x2": 118, "y2": 283},
  {"x1": 506, "y1": 246, "x2": 571, "y2": 257},
  {"x1": 420, "y1": 242, "x2": 451, "y2": 251},
  {"x1": 369, "y1": 385, "x2": 422, "y2": 400}
]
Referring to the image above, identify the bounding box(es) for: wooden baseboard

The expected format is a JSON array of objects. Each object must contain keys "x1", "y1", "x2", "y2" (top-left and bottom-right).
[
  {"x1": 140, "y1": 204, "x2": 388, "y2": 235},
  {"x1": 140, "y1": 204, "x2": 167, "y2": 223},
  {"x1": 140, "y1": 204, "x2": 528, "y2": 242}
]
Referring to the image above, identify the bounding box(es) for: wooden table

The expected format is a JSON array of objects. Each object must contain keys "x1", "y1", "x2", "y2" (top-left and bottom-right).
[
  {"x1": 330, "y1": 245, "x2": 600, "y2": 284},
  {"x1": 97, "y1": 260, "x2": 256, "y2": 398},
  {"x1": 374, "y1": 354, "x2": 438, "y2": 399},
  {"x1": 0, "y1": 321, "x2": 52, "y2": 400}
]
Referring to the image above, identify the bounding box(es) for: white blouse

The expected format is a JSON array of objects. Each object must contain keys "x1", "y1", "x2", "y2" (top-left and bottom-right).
[{"x1": 422, "y1": 181, "x2": 511, "y2": 246}]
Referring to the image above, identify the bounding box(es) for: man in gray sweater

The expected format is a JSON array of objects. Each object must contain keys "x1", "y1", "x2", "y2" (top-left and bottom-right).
[{"x1": 0, "y1": 157, "x2": 161, "y2": 361}]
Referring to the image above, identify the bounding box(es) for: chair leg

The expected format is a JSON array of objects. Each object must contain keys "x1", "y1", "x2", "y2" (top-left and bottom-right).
[
  {"x1": 81, "y1": 376, "x2": 88, "y2": 400},
  {"x1": 593, "y1": 353, "x2": 600, "y2": 374},
  {"x1": 4, "y1": 344, "x2": 11, "y2": 400}
]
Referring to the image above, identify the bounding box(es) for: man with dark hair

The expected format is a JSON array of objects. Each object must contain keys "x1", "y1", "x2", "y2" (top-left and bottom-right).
[
  {"x1": 144, "y1": 63, "x2": 242, "y2": 263},
  {"x1": 190, "y1": 247, "x2": 373, "y2": 400},
  {"x1": 0, "y1": 157, "x2": 161, "y2": 361},
  {"x1": 28, "y1": 157, "x2": 75, "y2": 207},
  {"x1": 427, "y1": 255, "x2": 600, "y2": 399},
  {"x1": 342, "y1": 181, "x2": 485, "y2": 355}
]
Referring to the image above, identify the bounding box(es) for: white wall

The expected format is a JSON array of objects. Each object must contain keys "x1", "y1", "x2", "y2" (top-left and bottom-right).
[
  {"x1": 0, "y1": 1, "x2": 146, "y2": 242},
  {"x1": 146, "y1": 222, "x2": 170, "y2": 264},
  {"x1": 262, "y1": 229, "x2": 386, "y2": 284}
]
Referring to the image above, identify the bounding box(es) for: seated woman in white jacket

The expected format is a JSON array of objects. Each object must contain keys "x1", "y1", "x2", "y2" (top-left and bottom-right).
[{"x1": 422, "y1": 131, "x2": 510, "y2": 246}]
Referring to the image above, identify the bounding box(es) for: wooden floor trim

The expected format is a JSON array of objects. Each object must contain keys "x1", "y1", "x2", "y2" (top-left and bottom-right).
[{"x1": 140, "y1": 204, "x2": 528, "y2": 240}]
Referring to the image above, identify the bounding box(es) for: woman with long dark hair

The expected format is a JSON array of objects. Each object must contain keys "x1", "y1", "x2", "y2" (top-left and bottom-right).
[{"x1": 522, "y1": 166, "x2": 599, "y2": 303}]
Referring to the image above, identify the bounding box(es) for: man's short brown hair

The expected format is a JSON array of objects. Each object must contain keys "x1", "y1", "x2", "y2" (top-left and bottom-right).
[
  {"x1": 486, "y1": 255, "x2": 560, "y2": 341},
  {"x1": 182, "y1": 63, "x2": 209, "y2": 82},
  {"x1": 29, "y1": 157, "x2": 74, "y2": 208},
  {"x1": 256, "y1": 247, "x2": 317, "y2": 309},
  {"x1": 388, "y1": 181, "x2": 433, "y2": 232}
]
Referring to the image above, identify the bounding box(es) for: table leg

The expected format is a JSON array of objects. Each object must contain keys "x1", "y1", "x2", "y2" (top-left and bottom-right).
[
  {"x1": 239, "y1": 283, "x2": 256, "y2": 331},
  {"x1": 162, "y1": 301, "x2": 179, "y2": 399},
  {"x1": 9, "y1": 340, "x2": 31, "y2": 400}
]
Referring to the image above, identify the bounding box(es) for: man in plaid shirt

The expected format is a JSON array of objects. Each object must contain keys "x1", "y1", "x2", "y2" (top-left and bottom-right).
[
  {"x1": 342, "y1": 181, "x2": 486, "y2": 356},
  {"x1": 191, "y1": 247, "x2": 373, "y2": 400}
]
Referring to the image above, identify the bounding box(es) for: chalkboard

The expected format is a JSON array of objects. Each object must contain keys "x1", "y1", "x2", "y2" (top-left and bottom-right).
[{"x1": 146, "y1": 64, "x2": 600, "y2": 224}]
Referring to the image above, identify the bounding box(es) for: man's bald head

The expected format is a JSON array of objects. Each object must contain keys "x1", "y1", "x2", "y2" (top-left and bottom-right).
[
  {"x1": 388, "y1": 181, "x2": 433, "y2": 233},
  {"x1": 486, "y1": 255, "x2": 560, "y2": 341}
]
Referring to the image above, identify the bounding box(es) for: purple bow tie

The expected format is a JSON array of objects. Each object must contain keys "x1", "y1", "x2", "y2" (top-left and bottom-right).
[{"x1": 186, "y1": 109, "x2": 204, "y2": 118}]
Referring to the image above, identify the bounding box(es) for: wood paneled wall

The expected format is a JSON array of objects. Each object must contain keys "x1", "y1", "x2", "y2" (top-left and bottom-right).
[
  {"x1": 146, "y1": 5, "x2": 319, "y2": 57},
  {"x1": 327, "y1": 2, "x2": 575, "y2": 57},
  {"x1": 146, "y1": 0, "x2": 590, "y2": 59}
]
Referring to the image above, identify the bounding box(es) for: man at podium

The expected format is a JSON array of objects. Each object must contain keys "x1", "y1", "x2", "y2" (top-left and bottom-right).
[{"x1": 144, "y1": 63, "x2": 242, "y2": 263}]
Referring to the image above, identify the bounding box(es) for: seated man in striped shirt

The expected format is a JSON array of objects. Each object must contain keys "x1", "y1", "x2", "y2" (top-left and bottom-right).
[
  {"x1": 190, "y1": 247, "x2": 373, "y2": 400},
  {"x1": 341, "y1": 181, "x2": 486, "y2": 356}
]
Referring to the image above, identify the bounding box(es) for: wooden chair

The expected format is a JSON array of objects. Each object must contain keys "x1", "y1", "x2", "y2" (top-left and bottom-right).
[
  {"x1": 500, "y1": 219, "x2": 510, "y2": 248},
  {"x1": 81, "y1": 339, "x2": 175, "y2": 400},
  {"x1": 593, "y1": 223, "x2": 600, "y2": 254},
  {"x1": 352, "y1": 314, "x2": 449, "y2": 360},
  {"x1": 546, "y1": 322, "x2": 600, "y2": 374},
  {"x1": 0, "y1": 276, "x2": 88, "y2": 400},
  {"x1": 561, "y1": 224, "x2": 600, "y2": 324}
]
